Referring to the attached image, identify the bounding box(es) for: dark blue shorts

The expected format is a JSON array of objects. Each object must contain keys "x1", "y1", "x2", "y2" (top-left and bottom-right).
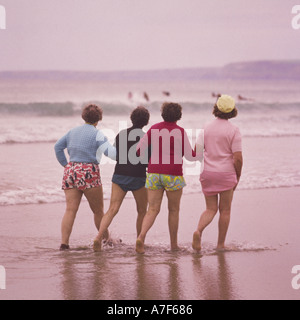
[{"x1": 112, "y1": 174, "x2": 146, "y2": 192}]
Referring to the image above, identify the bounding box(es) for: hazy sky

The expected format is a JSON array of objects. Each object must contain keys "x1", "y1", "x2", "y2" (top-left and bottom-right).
[{"x1": 0, "y1": 0, "x2": 299, "y2": 71}]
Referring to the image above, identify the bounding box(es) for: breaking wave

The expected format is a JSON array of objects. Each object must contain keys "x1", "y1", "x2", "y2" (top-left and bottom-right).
[
  {"x1": 0, "y1": 100, "x2": 299, "y2": 144},
  {"x1": 0, "y1": 100, "x2": 299, "y2": 117}
]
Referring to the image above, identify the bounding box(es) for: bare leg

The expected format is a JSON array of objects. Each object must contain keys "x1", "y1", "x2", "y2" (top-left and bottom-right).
[
  {"x1": 166, "y1": 189, "x2": 182, "y2": 250},
  {"x1": 93, "y1": 183, "x2": 126, "y2": 251},
  {"x1": 192, "y1": 194, "x2": 218, "y2": 251},
  {"x1": 84, "y1": 186, "x2": 109, "y2": 241},
  {"x1": 132, "y1": 186, "x2": 148, "y2": 237},
  {"x1": 136, "y1": 189, "x2": 164, "y2": 254},
  {"x1": 61, "y1": 188, "x2": 83, "y2": 247},
  {"x1": 217, "y1": 189, "x2": 234, "y2": 249}
]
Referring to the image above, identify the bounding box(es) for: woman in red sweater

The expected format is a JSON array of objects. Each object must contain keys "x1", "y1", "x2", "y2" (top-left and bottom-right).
[{"x1": 136, "y1": 102, "x2": 199, "y2": 253}]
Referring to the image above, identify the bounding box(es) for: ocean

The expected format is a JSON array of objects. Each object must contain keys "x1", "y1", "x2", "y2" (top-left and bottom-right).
[
  {"x1": 0, "y1": 71, "x2": 299, "y2": 206},
  {"x1": 1, "y1": 69, "x2": 300, "y2": 300}
]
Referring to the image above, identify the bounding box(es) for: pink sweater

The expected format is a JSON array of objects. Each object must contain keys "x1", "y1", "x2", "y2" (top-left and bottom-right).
[{"x1": 198, "y1": 118, "x2": 242, "y2": 173}]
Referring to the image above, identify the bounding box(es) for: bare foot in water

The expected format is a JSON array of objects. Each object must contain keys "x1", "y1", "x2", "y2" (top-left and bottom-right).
[
  {"x1": 136, "y1": 239, "x2": 145, "y2": 254},
  {"x1": 171, "y1": 245, "x2": 181, "y2": 252},
  {"x1": 93, "y1": 238, "x2": 102, "y2": 252},
  {"x1": 192, "y1": 231, "x2": 202, "y2": 252},
  {"x1": 216, "y1": 245, "x2": 229, "y2": 252}
]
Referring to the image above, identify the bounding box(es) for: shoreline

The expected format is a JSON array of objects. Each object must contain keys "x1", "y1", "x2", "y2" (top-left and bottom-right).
[
  {"x1": 1, "y1": 186, "x2": 299, "y2": 243},
  {"x1": 0, "y1": 183, "x2": 299, "y2": 208},
  {"x1": 1, "y1": 186, "x2": 300, "y2": 300}
]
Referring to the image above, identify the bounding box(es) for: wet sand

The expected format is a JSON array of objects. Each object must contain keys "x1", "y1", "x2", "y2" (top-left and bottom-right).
[{"x1": 0, "y1": 187, "x2": 300, "y2": 300}]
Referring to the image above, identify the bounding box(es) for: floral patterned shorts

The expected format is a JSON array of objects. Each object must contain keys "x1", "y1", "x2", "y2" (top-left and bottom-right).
[
  {"x1": 62, "y1": 162, "x2": 102, "y2": 191},
  {"x1": 145, "y1": 173, "x2": 186, "y2": 191}
]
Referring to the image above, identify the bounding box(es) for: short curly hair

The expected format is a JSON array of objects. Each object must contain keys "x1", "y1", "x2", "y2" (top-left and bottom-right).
[
  {"x1": 212, "y1": 104, "x2": 238, "y2": 119},
  {"x1": 161, "y1": 102, "x2": 182, "y2": 122},
  {"x1": 130, "y1": 106, "x2": 150, "y2": 128},
  {"x1": 82, "y1": 104, "x2": 103, "y2": 123}
]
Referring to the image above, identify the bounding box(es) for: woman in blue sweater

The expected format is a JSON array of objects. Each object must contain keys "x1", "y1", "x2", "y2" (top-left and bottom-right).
[{"x1": 54, "y1": 104, "x2": 116, "y2": 250}]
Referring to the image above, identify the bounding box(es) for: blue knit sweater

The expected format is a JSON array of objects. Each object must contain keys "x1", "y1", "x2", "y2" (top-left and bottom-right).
[{"x1": 54, "y1": 124, "x2": 116, "y2": 167}]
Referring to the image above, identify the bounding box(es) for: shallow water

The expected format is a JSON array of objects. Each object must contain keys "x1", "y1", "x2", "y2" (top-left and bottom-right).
[
  {"x1": 0, "y1": 234, "x2": 279, "y2": 300},
  {"x1": 0, "y1": 194, "x2": 295, "y2": 302},
  {"x1": 1, "y1": 135, "x2": 300, "y2": 206},
  {"x1": 1, "y1": 175, "x2": 300, "y2": 300}
]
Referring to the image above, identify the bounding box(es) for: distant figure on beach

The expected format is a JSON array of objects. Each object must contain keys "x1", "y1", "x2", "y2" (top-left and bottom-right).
[
  {"x1": 211, "y1": 92, "x2": 221, "y2": 98},
  {"x1": 143, "y1": 92, "x2": 150, "y2": 102},
  {"x1": 237, "y1": 94, "x2": 247, "y2": 101},
  {"x1": 192, "y1": 95, "x2": 243, "y2": 252},
  {"x1": 93, "y1": 106, "x2": 150, "y2": 251},
  {"x1": 135, "y1": 102, "x2": 200, "y2": 254},
  {"x1": 54, "y1": 104, "x2": 116, "y2": 250},
  {"x1": 162, "y1": 91, "x2": 170, "y2": 96},
  {"x1": 237, "y1": 94, "x2": 254, "y2": 102}
]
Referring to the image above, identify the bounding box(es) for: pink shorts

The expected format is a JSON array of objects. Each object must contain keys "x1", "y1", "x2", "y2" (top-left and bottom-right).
[
  {"x1": 62, "y1": 162, "x2": 102, "y2": 191},
  {"x1": 200, "y1": 171, "x2": 237, "y2": 196}
]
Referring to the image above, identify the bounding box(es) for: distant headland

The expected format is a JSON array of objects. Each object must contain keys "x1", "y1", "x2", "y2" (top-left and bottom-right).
[{"x1": 1, "y1": 60, "x2": 300, "y2": 81}]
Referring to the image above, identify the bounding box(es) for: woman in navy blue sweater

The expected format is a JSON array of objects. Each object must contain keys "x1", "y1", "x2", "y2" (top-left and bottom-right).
[{"x1": 93, "y1": 106, "x2": 150, "y2": 251}]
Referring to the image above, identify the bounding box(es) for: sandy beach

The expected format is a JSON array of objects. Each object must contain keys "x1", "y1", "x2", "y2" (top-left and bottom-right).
[{"x1": 1, "y1": 186, "x2": 300, "y2": 300}]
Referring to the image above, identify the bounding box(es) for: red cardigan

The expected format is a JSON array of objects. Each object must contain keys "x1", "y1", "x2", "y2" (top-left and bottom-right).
[{"x1": 137, "y1": 121, "x2": 197, "y2": 176}]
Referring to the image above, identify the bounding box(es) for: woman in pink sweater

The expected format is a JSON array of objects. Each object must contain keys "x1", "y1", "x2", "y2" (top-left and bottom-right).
[{"x1": 192, "y1": 95, "x2": 243, "y2": 251}]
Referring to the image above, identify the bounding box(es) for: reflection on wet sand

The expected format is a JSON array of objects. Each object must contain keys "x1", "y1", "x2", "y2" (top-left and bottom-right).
[
  {"x1": 135, "y1": 255, "x2": 182, "y2": 300},
  {"x1": 192, "y1": 252, "x2": 236, "y2": 300},
  {"x1": 59, "y1": 246, "x2": 236, "y2": 300}
]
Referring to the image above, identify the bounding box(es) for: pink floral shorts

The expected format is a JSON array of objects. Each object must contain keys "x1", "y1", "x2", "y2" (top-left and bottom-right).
[{"x1": 62, "y1": 162, "x2": 102, "y2": 191}]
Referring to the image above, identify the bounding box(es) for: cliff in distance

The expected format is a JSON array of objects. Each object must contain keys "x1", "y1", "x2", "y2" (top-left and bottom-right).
[{"x1": 1, "y1": 60, "x2": 300, "y2": 81}]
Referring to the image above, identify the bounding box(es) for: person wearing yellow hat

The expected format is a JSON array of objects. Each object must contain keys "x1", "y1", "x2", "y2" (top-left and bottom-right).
[
  {"x1": 216, "y1": 94, "x2": 236, "y2": 114},
  {"x1": 192, "y1": 94, "x2": 243, "y2": 251}
]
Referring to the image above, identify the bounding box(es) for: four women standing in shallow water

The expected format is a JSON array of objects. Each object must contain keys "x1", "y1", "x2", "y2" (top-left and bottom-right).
[{"x1": 54, "y1": 95, "x2": 243, "y2": 253}]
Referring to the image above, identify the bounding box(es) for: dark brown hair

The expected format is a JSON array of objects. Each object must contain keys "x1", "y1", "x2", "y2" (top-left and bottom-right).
[
  {"x1": 161, "y1": 102, "x2": 182, "y2": 122},
  {"x1": 130, "y1": 106, "x2": 150, "y2": 128},
  {"x1": 212, "y1": 104, "x2": 238, "y2": 119},
  {"x1": 82, "y1": 104, "x2": 103, "y2": 123}
]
